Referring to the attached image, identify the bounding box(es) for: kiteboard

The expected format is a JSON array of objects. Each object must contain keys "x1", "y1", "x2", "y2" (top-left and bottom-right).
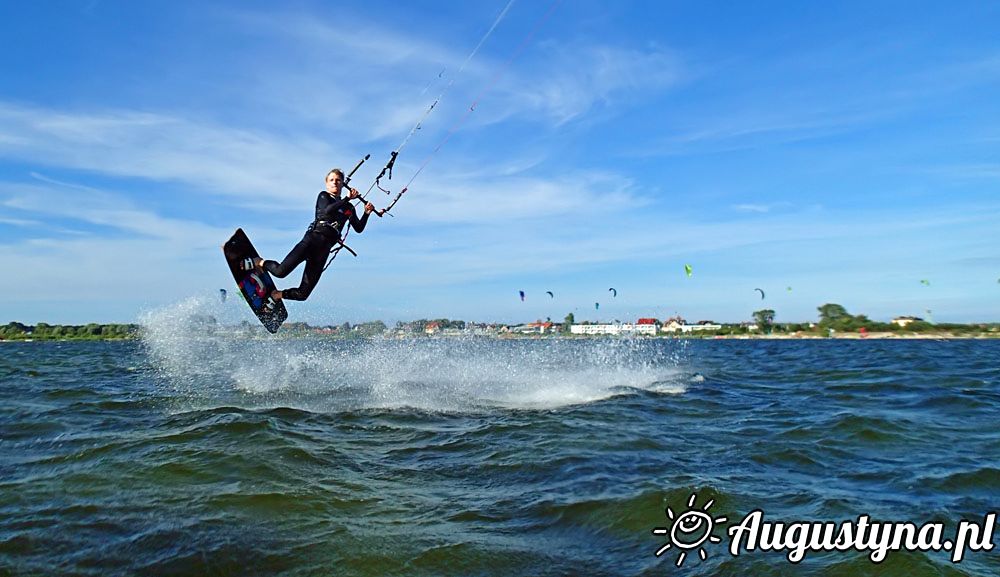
[{"x1": 222, "y1": 228, "x2": 287, "y2": 333}]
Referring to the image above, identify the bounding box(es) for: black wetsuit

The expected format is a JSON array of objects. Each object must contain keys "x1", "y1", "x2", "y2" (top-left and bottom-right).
[{"x1": 263, "y1": 191, "x2": 370, "y2": 301}]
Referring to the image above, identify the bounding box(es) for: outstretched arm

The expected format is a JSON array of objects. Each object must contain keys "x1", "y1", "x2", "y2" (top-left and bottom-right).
[{"x1": 350, "y1": 202, "x2": 375, "y2": 233}]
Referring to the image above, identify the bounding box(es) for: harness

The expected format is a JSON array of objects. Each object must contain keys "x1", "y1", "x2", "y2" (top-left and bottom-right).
[
  {"x1": 310, "y1": 214, "x2": 358, "y2": 271},
  {"x1": 307, "y1": 219, "x2": 341, "y2": 236}
]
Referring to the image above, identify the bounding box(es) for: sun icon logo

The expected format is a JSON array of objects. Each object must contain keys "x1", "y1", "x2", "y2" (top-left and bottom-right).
[{"x1": 652, "y1": 493, "x2": 728, "y2": 567}]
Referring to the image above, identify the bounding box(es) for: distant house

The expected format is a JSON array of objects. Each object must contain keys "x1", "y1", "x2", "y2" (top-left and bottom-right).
[
  {"x1": 425, "y1": 321, "x2": 440, "y2": 335},
  {"x1": 661, "y1": 318, "x2": 722, "y2": 333},
  {"x1": 660, "y1": 317, "x2": 685, "y2": 333},
  {"x1": 892, "y1": 316, "x2": 924, "y2": 327},
  {"x1": 571, "y1": 322, "x2": 657, "y2": 336},
  {"x1": 524, "y1": 321, "x2": 554, "y2": 334},
  {"x1": 467, "y1": 324, "x2": 500, "y2": 336}
]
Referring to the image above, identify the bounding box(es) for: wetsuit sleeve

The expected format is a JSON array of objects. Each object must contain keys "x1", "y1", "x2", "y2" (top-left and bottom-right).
[
  {"x1": 317, "y1": 195, "x2": 353, "y2": 221},
  {"x1": 349, "y1": 208, "x2": 371, "y2": 233}
]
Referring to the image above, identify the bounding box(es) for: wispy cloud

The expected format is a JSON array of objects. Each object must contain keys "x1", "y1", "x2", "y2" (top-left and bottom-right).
[
  {"x1": 0, "y1": 101, "x2": 347, "y2": 204},
  {"x1": 0, "y1": 215, "x2": 41, "y2": 227},
  {"x1": 504, "y1": 42, "x2": 685, "y2": 125},
  {"x1": 0, "y1": 176, "x2": 299, "y2": 305},
  {"x1": 382, "y1": 165, "x2": 646, "y2": 224},
  {"x1": 219, "y1": 6, "x2": 686, "y2": 135},
  {"x1": 731, "y1": 203, "x2": 771, "y2": 213},
  {"x1": 909, "y1": 163, "x2": 1000, "y2": 181},
  {"x1": 631, "y1": 47, "x2": 1000, "y2": 158},
  {"x1": 1, "y1": 178, "x2": 230, "y2": 245}
]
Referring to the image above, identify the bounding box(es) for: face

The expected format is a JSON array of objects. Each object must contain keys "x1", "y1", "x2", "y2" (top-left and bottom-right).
[
  {"x1": 670, "y1": 511, "x2": 712, "y2": 549},
  {"x1": 325, "y1": 172, "x2": 344, "y2": 194}
]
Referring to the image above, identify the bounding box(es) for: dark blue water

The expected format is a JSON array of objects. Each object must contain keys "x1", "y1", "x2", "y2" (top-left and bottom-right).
[{"x1": 2, "y1": 315, "x2": 998, "y2": 575}]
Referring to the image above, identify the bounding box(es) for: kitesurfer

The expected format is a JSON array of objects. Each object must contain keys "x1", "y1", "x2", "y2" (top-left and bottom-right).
[{"x1": 247, "y1": 168, "x2": 374, "y2": 301}]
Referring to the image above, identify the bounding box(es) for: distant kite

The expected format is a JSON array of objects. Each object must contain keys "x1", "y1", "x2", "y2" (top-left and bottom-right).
[
  {"x1": 754, "y1": 288, "x2": 765, "y2": 300},
  {"x1": 608, "y1": 287, "x2": 617, "y2": 298},
  {"x1": 519, "y1": 290, "x2": 525, "y2": 302},
  {"x1": 546, "y1": 291, "x2": 554, "y2": 298},
  {"x1": 219, "y1": 289, "x2": 227, "y2": 303},
  {"x1": 787, "y1": 286, "x2": 792, "y2": 292},
  {"x1": 920, "y1": 279, "x2": 930, "y2": 286},
  {"x1": 684, "y1": 264, "x2": 693, "y2": 277},
  {"x1": 595, "y1": 302, "x2": 600, "y2": 310}
]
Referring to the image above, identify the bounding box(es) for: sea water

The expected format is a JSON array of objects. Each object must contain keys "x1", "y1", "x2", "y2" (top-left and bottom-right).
[{"x1": 1, "y1": 299, "x2": 998, "y2": 576}]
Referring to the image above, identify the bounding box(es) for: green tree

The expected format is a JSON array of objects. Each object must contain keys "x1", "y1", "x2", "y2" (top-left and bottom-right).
[
  {"x1": 355, "y1": 321, "x2": 387, "y2": 336},
  {"x1": 562, "y1": 312, "x2": 575, "y2": 333},
  {"x1": 817, "y1": 303, "x2": 850, "y2": 324},
  {"x1": 2, "y1": 322, "x2": 26, "y2": 338},
  {"x1": 753, "y1": 309, "x2": 776, "y2": 333}
]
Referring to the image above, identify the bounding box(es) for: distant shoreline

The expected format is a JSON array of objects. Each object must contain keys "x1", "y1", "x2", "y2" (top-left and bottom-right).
[
  {"x1": 3, "y1": 332, "x2": 998, "y2": 342},
  {"x1": 697, "y1": 332, "x2": 999, "y2": 339},
  {"x1": 3, "y1": 319, "x2": 998, "y2": 341}
]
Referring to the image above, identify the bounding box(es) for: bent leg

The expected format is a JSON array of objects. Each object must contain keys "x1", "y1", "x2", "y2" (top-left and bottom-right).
[
  {"x1": 278, "y1": 248, "x2": 329, "y2": 301},
  {"x1": 264, "y1": 239, "x2": 310, "y2": 279}
]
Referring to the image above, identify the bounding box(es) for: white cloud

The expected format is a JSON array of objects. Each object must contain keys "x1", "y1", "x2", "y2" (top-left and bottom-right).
[
  {"x1": 218, "y1": 6, "x2": 686, "y2": 135},
  {"x1": 0, "y1": 102, "x2": 347, "y2": 203},
  {"x1": 911, "y1": 163, "x2": 1000, "y2": 181},
  {"x1": 731, "y1": 203, "x2": 771, "y2": 213},
  {"x1": 730, "y1": 202, "x2": 794, "y2": 214},
  {"x1": 519, "y1": 43, "x2": 684, "y2": 124},
  {"x1": 2, "y1": 179, "x2": 224, "y2": 244},
  {"x1": 380, "y1": 165, "x2": 645, "y2": 224},
  {"x1": 0, "y1": 215, "x2": 41, "y2": 227}
]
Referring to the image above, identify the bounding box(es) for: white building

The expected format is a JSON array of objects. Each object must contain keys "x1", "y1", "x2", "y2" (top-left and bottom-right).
[
  {"x1": 660, "y1": 321, "x2": 722, "y2": 333},
  {"x1": 571, "y1": 323, "x2": 658, "y2": 336}
]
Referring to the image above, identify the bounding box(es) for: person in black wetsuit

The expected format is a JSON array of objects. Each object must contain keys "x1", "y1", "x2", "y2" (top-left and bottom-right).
[{"x1": 256, "y1": 168, "x2": 375, "y2": 302}]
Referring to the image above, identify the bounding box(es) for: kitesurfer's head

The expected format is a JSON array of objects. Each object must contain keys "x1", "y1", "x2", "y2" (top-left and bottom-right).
[{"x1": 325, "y1": 168, "x2": 345, "y2": 195}]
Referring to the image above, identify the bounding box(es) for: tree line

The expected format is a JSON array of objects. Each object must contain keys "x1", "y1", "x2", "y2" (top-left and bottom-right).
[
  {"x1": 0, "y1": 322, "x2": 139, "y2": 340},
  {"x1": 4, "y1": 304, "x2": 996, "y2": 341},
  {"x1": 751, "y1": 304, "x2": 998, "y2": 335}
]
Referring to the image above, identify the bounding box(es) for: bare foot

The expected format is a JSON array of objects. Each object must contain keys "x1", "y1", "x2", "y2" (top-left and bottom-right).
[
  {"x1": 271, "y1": 290, "x2": 283, "y2": 301},
  {"x1": 255, "y1": 258, "x2": 265, "y2": 271}
]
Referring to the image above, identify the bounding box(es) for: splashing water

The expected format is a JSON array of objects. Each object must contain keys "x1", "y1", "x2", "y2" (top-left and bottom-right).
[{"x1": 139, "y1": 298, "x2": 689, "y2": 413}]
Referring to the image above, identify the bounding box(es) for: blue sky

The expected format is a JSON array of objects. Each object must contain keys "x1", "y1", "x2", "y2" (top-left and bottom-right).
[{"x1": 1, "y1": 0, "x2": 998, "y2": 325}]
